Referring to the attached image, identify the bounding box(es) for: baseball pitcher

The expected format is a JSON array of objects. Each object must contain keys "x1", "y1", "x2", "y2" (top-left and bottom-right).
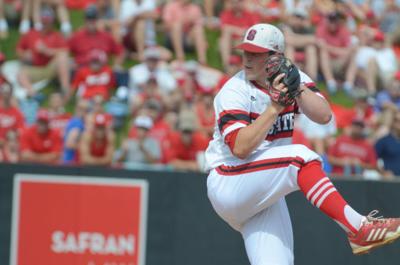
[{"x1": 205, "y1": 23, "x2": 400, "y2": 265}]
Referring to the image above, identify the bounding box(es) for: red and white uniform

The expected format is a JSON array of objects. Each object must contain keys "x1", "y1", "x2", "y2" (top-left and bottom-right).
[{"x1": 206, "y1": 70, "x2": 322, "y2": 265}]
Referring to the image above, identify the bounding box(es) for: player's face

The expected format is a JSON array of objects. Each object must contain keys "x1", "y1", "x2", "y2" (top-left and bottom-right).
[{"x1": 242, "y1": 51, "x2": 269, "y2": 83}]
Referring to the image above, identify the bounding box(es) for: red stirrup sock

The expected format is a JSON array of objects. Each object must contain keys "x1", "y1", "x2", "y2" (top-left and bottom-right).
[{"x1": 297, "y1": 160, "x2": 363, "y2": 234}]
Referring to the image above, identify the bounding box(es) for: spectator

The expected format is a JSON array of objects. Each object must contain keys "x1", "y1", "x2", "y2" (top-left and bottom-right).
[
  {"x1": 62, "y1": 99, "x2": 89, "y2": 164},
  {"x1": 162, "y1": 0, "x2": 207, "y2": 64},
  {"x1": 79, "y1": 113, "x2": 115, "y2": 166},
  {"x1": 46, "y1": 92, "x2": 72, "y2": 134},
  {"x1": 0, "y1": 83, "x2": 24, "y2": 145},
  {"x1": 128, "y1": 99, "x2": 172, "y2": 163},
  {"x1": 20, "y1": 109, "x2": 62, "y2": 164},
  {"x1": 373, "y1": 71, "x2": 400, "y2": 139},
  {"x1": 128, "y1": 47, "x2": 176, "y2": 101},
  {"x1": 72, "y1": 49, "x2": 116, "y2": 100},
  {"x1": 172, "y1": 60, "x2": 222, "y2": 104},
  {"x1": 218, "y1": 0, "x2": 259, "y2": 68},
  {"x1": 16, "y1": 7, "x2": 70, "y2": 99},
  {"x1": 32, "y1": 0, "x2": 72, "y2": 36},
  {"x1": 375, "y1": 109, "x2": 400, "y2": 178},
  {"x1": 0, "y1": 130, "x2": 19, "y2": 163},
  {"x1": 86, "y1": 95, "x2": 114, "y2": 129},
  {"x1": 130, "y1": 75, "x2": 163, "y2": 114},
  {"x1": 96, "y1": 0, "x2": 121, "y2": 42},
  {"x1": 379, "y1": 0, "x2": 400, "y2": 34},
  {"x1": 283, "y1": 7, "x2": 318, "y2": 80},
  {"x1": 316, "y1": 11, "x2": 356, "y2": 94},
  {"x1": 168, "y1": 110, "x2": 209, "y2": 171},
  {"x1": 119, "y1": 0, "x2": 158, "y2": 60},
  {"x1": 117, "y1": 115, "x2": 161, "y2": 165},
  {"x1": 375, "y1": 71, "x2": 400, "y2": 113},
  {"x1": 346, "y1": 30, "x2": 398, "y2": 95},
  {"x1": 328, "y1": 119, "x2": 377, "y2": 177},
  {"x1": 69, "y1": 4, "x2": 124, "y2": 69}
]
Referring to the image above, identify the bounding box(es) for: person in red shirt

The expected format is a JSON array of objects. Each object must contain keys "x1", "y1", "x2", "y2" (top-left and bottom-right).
[
  {"x1": 20, "y1": 109, "x2": 62, "y2": 164},
  {"x1": 219, "y1": 0, "x2": 259, "y2": 68},
  {"x1": 168, "y1": 110, "x2": 209, "y2": 171},
  {"x1": 316, "y1": 11, "x2": 356, "y2": 94},
  {"x1": 79, "y1": 113, "x2": 115, "y2": 166},
  {"x1": 69, "y1": 5, "x2": 124, "y2": 68},
  {"x1": 0, "y1": 83, "x2": 24, "y2": 145},
  {"x1": 72, "y1": 49, "x2": 116, "y2": 100},
  {"x1": 16, "y1": 7, "x2": 70, "y2": 99},
  {"x1": 328, "y1": 119, "x2": 377, "y2": 177}
]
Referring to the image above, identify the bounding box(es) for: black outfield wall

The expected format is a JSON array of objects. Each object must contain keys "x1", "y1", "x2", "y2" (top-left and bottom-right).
[{"x1": 0, "y1": 163, "x2": 399, "y2": 265}]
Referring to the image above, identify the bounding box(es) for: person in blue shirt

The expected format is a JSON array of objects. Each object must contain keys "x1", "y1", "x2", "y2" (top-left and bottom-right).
[
  {"x1": 62, "y1": 99, "x2": 89, "y2": 163},
  {"x1": 375, "y1": 109, "x2": 400, "y2": 177}
]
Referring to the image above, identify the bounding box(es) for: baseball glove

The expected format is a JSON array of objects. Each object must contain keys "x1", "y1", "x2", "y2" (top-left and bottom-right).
[{"x1": 265, "y1": 54, "x2": 302, "y2": 106}]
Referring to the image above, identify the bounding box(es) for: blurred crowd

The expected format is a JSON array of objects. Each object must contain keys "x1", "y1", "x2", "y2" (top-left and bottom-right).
[{"x1": 0, "y1": 0, "x2": 399, "y2": 178}]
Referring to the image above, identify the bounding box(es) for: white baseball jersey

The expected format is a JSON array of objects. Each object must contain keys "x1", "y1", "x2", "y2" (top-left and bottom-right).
[
  {"x1": 206, "y1": 69, "x2": 323, "y2": 265},
  {"x1": 205, "y1": 69, "x2": 318, "y2": 171}
]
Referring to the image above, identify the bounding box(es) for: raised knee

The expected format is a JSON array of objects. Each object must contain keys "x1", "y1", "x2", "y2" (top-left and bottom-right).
[{"x1": 291, "y1": 144, "x2": 320, "y2": 163}]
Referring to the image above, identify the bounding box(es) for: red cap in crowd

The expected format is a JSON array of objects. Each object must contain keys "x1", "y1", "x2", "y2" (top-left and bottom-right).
[
  {"x1": 94, "y1": 113, "x2": 107, "y2": 127},
  {"x1": 366, "y1": 10, "x2": 375, "y2": 19},
  {"x1": 374, "y1": 31, "x2": 385, "y2": 42},
  {"x1": 37, "y1": 109, "x2": 50, "y2": 122}
]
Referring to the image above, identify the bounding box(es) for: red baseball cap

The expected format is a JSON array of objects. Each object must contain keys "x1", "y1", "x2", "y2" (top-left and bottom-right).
[
  {"x1": 374, "y1": 31, "x2": 385, "y2": 42},
  {"x1": 94, "y1": 113, "x2": 107, "y2": 127},
  {"x1": 36, "y1": 109, "x2": 50, "y2": 122},
  {"x1": 236, "y1": 24, "x2": 285, "y2": 53},
  {"x1": 366, "y1": 10, "x2": 375, "y2": 19}
]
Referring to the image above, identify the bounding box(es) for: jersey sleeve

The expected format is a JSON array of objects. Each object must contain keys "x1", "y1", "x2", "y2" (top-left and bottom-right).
[
  {"x1": 214, "y1": 84, "x2": 250, "y2": 143},
  {"x1": 299, "y1": 71, "x2": 323, "y2": 97}
]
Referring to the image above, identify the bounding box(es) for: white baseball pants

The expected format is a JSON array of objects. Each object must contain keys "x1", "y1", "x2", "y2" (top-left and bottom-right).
[{"x1": 207, "y1": 144, "x2": 321, "y2": 265}]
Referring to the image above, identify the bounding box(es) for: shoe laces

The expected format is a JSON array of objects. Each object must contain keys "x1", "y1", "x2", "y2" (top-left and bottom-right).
[{"x1": 365, "y1": 210, "x2": 390, "y2": 225}]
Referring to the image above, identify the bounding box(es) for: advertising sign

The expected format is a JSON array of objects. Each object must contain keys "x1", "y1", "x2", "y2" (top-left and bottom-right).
[{"x1": 10, "y1": 174, "x2": 148, "y2": 265}]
